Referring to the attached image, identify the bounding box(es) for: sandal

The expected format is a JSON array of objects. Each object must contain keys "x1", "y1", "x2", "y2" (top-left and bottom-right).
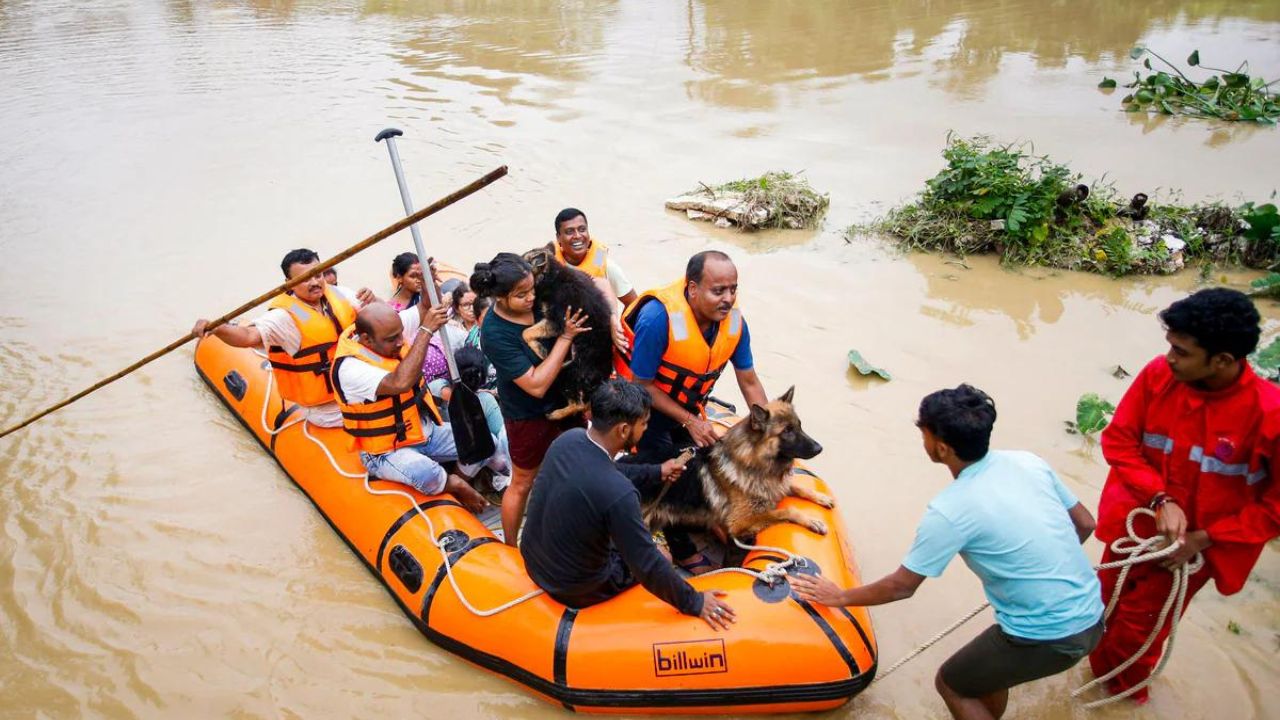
[{"x1": 677, "y1": 553, "x2": 716, "y2": 576}]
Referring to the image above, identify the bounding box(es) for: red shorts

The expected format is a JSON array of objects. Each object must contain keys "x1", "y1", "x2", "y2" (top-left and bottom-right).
[{"x1": 504, "y1": 416, "x2": 585, "y2": 470}]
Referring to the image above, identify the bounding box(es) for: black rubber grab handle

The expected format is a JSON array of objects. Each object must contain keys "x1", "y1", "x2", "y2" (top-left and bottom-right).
[{"x1": 374, "y1": 127, "x2": 404, "y2": 143}]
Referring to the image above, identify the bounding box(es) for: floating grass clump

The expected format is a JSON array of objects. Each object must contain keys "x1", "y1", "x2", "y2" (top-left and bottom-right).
[
  {"x1": 666, "y1": 172, "x2": 829, "y2": 231},
  {"x1": 858, "y1": 135, "x2": 1280, "y2": 277},
  {"x1": 1100, "y1": 48, "x2": 1279, "y2": 125}
]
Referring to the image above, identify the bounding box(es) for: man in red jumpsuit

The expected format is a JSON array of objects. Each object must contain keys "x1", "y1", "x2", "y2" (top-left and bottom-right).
[{"x1": 1091, "y1": 288, "x2": 1280, "y2": 702}]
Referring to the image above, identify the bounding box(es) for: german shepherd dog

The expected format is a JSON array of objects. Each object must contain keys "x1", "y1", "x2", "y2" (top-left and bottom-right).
[
  {"x1": 642, "y1": 387, "x2": 833, "y2": 541},
  {"x1": 520, "y1": 244, "x2": 615, "y2": 420}
]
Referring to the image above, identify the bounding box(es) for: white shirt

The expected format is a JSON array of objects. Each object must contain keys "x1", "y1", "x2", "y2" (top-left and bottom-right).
[
  {"x1": 334, "y1": 308, "x2": 428, "y2": 404},
  {"x1": 252, "y1": 287, "x2": 419, "y2": 424}
]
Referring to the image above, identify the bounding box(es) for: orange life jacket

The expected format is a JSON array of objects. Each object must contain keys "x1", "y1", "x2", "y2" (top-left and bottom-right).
[
  {"x1": 331, "y1": 326, "x2": 442, "y2": 455},
  {"x1": 555, "y1": 238, "x2": 609, "y2": 279},
  {"x1": 617, "y1": 279, "x2": 742, "y2": 414},
  {"x1": 265, "y1": 286, "x2": 357, "y2": 406}
]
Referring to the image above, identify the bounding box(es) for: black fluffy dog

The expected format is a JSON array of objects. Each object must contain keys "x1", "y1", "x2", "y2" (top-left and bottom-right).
[{"x1": 520, "y1": 244, "x2": 615, "y2": 419}]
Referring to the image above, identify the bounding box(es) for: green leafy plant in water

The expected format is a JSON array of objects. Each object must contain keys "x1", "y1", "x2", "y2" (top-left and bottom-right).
[
  {"x1": 1250, "y1": 337, "x2": 1280, "y2": 381},
  {"x1": 1095, "y1": 225, "x2": 1135, "y2": 276},
  {"x1": 1109, "y1": 48, "x2": 1279, "y2": 125},
  {"x1": 1065, "y1": 393, "x2": 1115, "y2": 436},
  {"x1": 857, "y1": 135, "x2": 1280, "y2": 277},
  {"x1": 1249, "y1": 272, "x2": 1280, "y2": 299}
]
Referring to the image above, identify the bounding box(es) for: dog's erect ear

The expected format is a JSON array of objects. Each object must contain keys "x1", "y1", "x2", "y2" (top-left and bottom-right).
[
  {"x1": 777, "y1": 386, "x2": 795, "y2": 405},
  {"x1": 749, "y1": 403, "x2": 771, "y2": 431}
]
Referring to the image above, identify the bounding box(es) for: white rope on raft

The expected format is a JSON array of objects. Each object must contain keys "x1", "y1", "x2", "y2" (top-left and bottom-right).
[
  {"x1": 298, "y1": 419, "x2": 546, "y2": 617},
  {"x1": 870, "y1": 507, "x2": 1201, "y2": 709},
  {"x1": 296, "y1": 412, "x2": 808, "y2": 614},
  {"x1": 273, "y1": 383, "x2": 1201, "y2": 700}
]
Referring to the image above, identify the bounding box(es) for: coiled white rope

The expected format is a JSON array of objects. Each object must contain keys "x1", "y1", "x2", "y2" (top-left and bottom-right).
[
  {"x1": 1072, "y1": 507, "x2": 1202, "y2": 709},
  {"x1": 296, "y1": 419, "x2": 545, "y2": 616},
  {"x1": 699, "y1": 538, "x2": 802, "y2": 585},
  {"x1": 872, "y1": 507, "x2": 1201, "y2": 706}
]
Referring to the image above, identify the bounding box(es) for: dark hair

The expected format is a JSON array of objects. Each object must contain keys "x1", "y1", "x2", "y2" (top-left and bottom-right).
[
  {"x1": 472, "y1": 294, "x2": 491, "y2": 320},
  {"x1": 590, "y1": 379, "x2": 652, "y2": 432},
  {"x1": 685, "y1": 250, "x2": 732, "y2": 283},
  {"x1": 450, "y1": 282, "x2": 472, "y2": 311},
  {"x1": 391, "y1": 252, "x2": 419, "y2": 278},
  {"x1": 471, "y1": 253, "x2": 532, "y2": 298},
  {"x1": 1159, "y1": 288, "x2": 1260, "y2": 360},
  {"x1": 555, "y1": 207, "x2": 587, "y2": 233},
  {"x1": 280, "y1": 248, "x2": 320, "y2": 278},
  {"x1": 916, "y1": 384, "x2": 997, "y2": 462},
  {"x1": 322, "y1": 268, "x2": 338, "y2": 279},
  {"x1": 455, "y1": 346, "x2": 487, "y2": 392}
]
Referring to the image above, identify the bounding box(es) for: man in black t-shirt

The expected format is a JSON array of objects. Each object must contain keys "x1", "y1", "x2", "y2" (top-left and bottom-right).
[{"x1": 520, "y1": 380, "x2": 735, "y2": 628}]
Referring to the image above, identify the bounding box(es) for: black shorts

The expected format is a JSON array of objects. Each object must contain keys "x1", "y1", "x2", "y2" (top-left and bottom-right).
[{"x1": 939, "y1": 620, "x2": 1103, "y2": 698}]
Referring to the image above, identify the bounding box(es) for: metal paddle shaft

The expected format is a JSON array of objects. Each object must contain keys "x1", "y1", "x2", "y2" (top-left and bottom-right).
[{"x1": 376, "y1": 128, "x2": 495, "y2": 465}]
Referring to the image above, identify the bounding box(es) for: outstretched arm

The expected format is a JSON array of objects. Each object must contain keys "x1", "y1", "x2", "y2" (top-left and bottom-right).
[
  {"x1": 192, "y1": 318, "x2": 263, "y2": 348},
  {"x1": 791, "y1": 566, "x2": 926, "y2": 607}
]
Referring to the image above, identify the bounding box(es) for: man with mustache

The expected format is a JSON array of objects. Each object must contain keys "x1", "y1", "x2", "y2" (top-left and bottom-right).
[{"x1": 618, "y1": 250, "x2": 767, "y2": 573}]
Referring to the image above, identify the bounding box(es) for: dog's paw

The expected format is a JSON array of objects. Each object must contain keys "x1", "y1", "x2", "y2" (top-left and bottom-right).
[
  {"x1": 811, "y1": 493, "x2": 835, "y2": 509},
  {"x1": 805, "y1": 518, "x2": 828, "y2": 536}
]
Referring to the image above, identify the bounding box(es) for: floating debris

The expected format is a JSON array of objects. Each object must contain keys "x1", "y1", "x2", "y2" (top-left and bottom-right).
[
  {"x1": 857, "y1": 135, "x2": 1280, "y2": 277},
  {"x1": 1101, "y1": 48, "x2": 1279, "y2": 125},
  {"x1": 847, "y1": 349, "x2": 891, "y2": 381},
  {"x1": 666, "y1": 172, "x2": 829, "y2": 231}
]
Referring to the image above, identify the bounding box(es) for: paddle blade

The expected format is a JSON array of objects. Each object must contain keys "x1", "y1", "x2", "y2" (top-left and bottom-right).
[{"x1": 449, "y1": 384, "x2": 496, "y2": 465}]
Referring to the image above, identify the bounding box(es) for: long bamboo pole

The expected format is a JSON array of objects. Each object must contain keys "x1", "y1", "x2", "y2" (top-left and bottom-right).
[{"x1": 0, "y1": 165, "x2": 508, "y2": 440}]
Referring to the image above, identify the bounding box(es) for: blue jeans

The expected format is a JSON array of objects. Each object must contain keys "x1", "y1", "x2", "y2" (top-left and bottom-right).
[{"x1": 360, "y1": 423, "x2": 508, "y2": 495}]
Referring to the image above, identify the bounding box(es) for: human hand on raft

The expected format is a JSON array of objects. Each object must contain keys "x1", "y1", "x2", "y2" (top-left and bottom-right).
[
  {"x1": 1160, "y1": 529, "x2": 1211, "y2": 569},
  {"x1": 789, "y1": 574, "x2": 846, "y2": 607},
  {"x1": 699, "y1": 591, "x2": 736, "y2": 631},
  {"x1": 559, "y1": 307, "x2": 592, "y2": 341},
  {"x1": 1156, "y1": 500, "x2": 1188, "y2": 545}
]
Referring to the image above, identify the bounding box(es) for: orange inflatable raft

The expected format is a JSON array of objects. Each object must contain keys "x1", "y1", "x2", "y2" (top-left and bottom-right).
[{"x1": 194, "y1": 324, "x2": 877, "y2": 713}]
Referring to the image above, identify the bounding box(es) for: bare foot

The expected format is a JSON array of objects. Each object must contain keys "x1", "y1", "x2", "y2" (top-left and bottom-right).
[{"x1": 444, "y1": 474, "x2": 489, "y2": 514}]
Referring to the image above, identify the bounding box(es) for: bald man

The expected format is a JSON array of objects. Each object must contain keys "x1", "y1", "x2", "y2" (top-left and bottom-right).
[{"x1": 331, "y1": 301, "x2": 506, "y2": 512}]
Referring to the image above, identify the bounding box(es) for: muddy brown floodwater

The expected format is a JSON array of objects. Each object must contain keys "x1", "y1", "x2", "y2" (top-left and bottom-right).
[{"x1": 1, "y1": 1, "x2": 1278, "y2": 718}]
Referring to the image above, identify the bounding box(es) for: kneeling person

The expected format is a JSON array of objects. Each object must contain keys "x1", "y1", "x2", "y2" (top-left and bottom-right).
[
  {"x1": 520, "y1": 380, "x2": 734, "y2": 629},
  {"x1": 331, "y1": 301, "x2": 492, "y2": 513},
  {"x1": 792, "y1": 385, "x2": 1103, "y2": 720}
]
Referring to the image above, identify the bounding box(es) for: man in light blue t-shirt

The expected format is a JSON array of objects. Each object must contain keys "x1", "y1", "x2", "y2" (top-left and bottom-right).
[{"x1": 793, "y1": 384, "x2": 1103, "y2": 720}]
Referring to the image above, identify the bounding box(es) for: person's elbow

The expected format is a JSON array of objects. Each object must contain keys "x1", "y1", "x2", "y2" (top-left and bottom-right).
[
  {"x1": 1076, "y1": 515, "x2": 1097, "y2": 543},
  {"x1": 887, "y1": 578, "x2": 918, "y2": 602},
  {"x1": 1069, "y1": 503, "x2": 1097, "y2": 543}
]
